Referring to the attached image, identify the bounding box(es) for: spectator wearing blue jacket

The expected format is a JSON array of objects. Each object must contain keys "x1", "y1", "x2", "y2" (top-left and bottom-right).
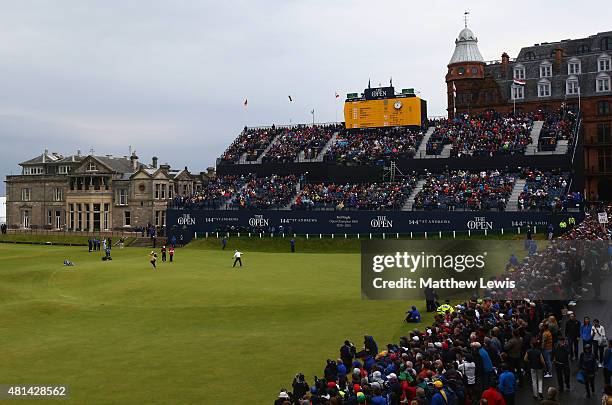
[
  {"x1": 478, "y1": 342, "x2": 494, "y2": 389},
  {"x1": 405, "y1": 306, "x2": 421, "y2": 323},
  {"x1": 498, "y1": 363, "x2": 516, "y2": 405},
  {"x1": 336, "y1": 358, "x2": 347, "y2": 380},
  {"x1": 581, "y1": 316, "x2": 594, "y2": 350},
  {"x1": 364, "y1": 335, "x2": 378, "y2": 356},
  {"x1": 370, "y1": 385, "x2": 388, "y2": 405},
  {"x1": 431, "y1": 380, "x2": 453, "y2": 405}
]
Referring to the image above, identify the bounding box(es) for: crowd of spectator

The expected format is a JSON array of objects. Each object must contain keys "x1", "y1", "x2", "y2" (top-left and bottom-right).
[
  {"x1": 324, "y1": 127, "x2": 424, "y2": 165},
  {"x1": 427, "y1": 112, "x2": 534, "y2": 157},
  {"x1": 518, "y1": 169, "x2": 571, "y2": 211},
  {"x1": 233, "y1": 175, "x2": 298, "y2": 210},
  {"x1": 263, "y1": 124, "x2": 340, "y2": 163},
  {"x1": 412, "y1": 170, "x2": 516, "y2": 211},
  {"x1": 172, "y1": 175, "x2": 248, "y2": 209},
  {"x1": 292, "y1": 178, "x2": 417, "y2": 211},
  {"x1": 218, "y1": 109, "x2": 579, "y2": 167},
  {"x1": 275, "y1": 205, "x2": 612, "y2": 405},
  {"x1": 538, "y1": 110, "x2": 578, "y2": 152},
  {"x1": 170, "y1": 170, "x2": 582, "y2": 212},
  {"x1": 276, "y1": 299, "x2": 612, "y2": 404},
  {"x1": 220, "y1": 126, "x2": 283, "y2": 163}
]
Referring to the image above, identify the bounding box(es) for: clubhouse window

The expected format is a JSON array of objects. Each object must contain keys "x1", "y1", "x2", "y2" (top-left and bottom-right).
[
  {"x1": 566, "y1": 78, "x2": 580, "y2": 95},
  {"x1": 21, "y1": 188, "x2": 31, "y2": 201},
  {"x1": 596, "y1": 74, "x2": 611, "y2": 93},
  {"x1": 599, "y1": 55, "x2": 611, "y2": 72},
  {"x1": 567, "y1": 58, "x2": 581, "y2": 75},
  {"x1": 511, "y1": 85, "x2": 524, "y2": 100},
  {"x1": 117, "y1": 189, "x2": 128, "y2": 205},
  {"x1": 124, "y1": 211, "x2": 131, "y2": 227},
  {"x1": 538, "y1": 80, "x2": 551, "y2": 97},
  {"x1": 513, "y1": 66, "x2": 525, "y2": 80},
  {"x1": 540, "y1": 62, "x2": 552, "y2": 78}
]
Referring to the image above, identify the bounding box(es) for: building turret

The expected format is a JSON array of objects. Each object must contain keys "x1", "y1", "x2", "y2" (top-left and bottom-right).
[{"x1": 446, "y1": 24, "x2": 486, "y2": 118}]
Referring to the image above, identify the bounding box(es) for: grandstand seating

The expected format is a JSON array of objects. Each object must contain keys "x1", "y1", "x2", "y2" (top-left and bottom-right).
[
  {"x1": 292, "y1": 178, "x2": 417, "y2": 211},
  {"x1": 323, "y1": 127, "x2": 424, "y2": 165},
  {"x1": 262, "y1": 124, "x2": 339, "y2": 163},
  {"x1": 172, "y1": 175, "x2": 247, "y2": 209},
  {"x1": 426, "y1": 111, "x2": 534, "y2": 157},
  {"x1": 518, "y1": 169, "x2": 571, "y2": 211},
  {"x1": 537, "y1": 110, "x2": 578, "y2": 151},
  {"x1": 171, "y1": 170, "x2": 578, "y2": 212},
  {"x1": 412, "y1": 170, "x2": 516, "y2": 211},
  {"x1": 232, "y1": 174, "x2": 298, "y2": 209},
  {"x1": 219, "y1": 126, "x2": 282, "y2": 163},
  {"x1": 218, "y1": 110, "x2": 578, "y2": 169}
]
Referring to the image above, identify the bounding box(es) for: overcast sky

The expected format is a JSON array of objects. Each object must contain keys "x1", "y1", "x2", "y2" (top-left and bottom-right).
[{"x1": 1, "y1": 1, "x2": 611, "y2": 195}]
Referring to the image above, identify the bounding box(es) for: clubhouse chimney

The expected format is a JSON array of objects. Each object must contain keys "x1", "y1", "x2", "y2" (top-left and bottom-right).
[
  {"x1": 130, "y1": 151, "x2": 139, "y2": 171},
  {"x1": 554, "y1": 47, "x2": 563, "y2": 74},
  {"x1": 501, "y1": 52, "x2": 509, "y2": 77},
  {"x1": 152, "y1": 156, "x2": 158, "y2": 169}
]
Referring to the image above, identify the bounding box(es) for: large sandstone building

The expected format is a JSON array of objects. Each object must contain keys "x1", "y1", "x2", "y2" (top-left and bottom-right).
[
  {"x1": 446, "y1": 26, "x2": 612, "y2": 200},
  {"x1": 4, "y1": 150, "x2": 213, "y2": 231}
]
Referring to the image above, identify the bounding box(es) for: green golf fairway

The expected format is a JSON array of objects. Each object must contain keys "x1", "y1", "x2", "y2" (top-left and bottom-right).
[{"x1": 0, "y1": 242, "x2": 429, "y2": 404}]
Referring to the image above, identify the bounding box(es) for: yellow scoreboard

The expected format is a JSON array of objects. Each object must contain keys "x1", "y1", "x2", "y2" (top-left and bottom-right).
[{"x1": 343, "y1": 87, "x2": 426, "y2": 129}]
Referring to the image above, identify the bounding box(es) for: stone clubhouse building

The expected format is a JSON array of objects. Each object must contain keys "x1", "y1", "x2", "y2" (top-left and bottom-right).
[{"x1": 4, "y1": 150, "x2": 213, "y2": 231}]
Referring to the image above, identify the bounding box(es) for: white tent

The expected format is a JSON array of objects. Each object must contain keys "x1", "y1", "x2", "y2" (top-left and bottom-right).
[{"x1": 0, "y1": 197, "x2": 6, "y2": 225}]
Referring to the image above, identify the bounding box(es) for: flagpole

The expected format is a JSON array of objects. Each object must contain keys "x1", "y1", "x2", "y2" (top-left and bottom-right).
[{"x1": 452, "y1": 81, "x2": 456, "y2": 118}]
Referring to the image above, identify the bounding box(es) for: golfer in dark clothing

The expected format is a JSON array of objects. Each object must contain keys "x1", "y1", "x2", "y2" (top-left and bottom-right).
[
  {"x1": 290, "y1": 238, "x2": 295, "y2": 253},
  {"x1": 222, "y1": 237, "x2": 227, "y2": 250},
  {"x1": 161, "y1": 245, "x2": 167, "y2": 262},
  {"x1": 232, "y1": 250, "x2": 243, "y2": 267}
]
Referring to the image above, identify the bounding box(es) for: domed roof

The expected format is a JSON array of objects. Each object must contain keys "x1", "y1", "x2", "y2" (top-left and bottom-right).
[
  {"x1": 457, "y1": 27, "x2": 477, "y2": 41},
  {"x1": 449, "y1": 26, "x2": 484, "y2": 65}
]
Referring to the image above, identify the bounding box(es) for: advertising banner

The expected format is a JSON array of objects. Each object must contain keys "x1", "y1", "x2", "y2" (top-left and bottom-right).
[{"x1": 168, "y1": 209, "x2": 581, "y2": 237}]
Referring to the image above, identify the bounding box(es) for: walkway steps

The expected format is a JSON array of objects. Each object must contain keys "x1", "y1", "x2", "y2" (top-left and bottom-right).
[{"x1": 402, "y1": 179, "x2": 426, "y2": 211}]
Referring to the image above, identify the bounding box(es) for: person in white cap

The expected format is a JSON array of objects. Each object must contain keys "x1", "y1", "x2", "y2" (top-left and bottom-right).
[
  {"x1": 149, "y1": 251, "x2": 157, "y2": 269},
  {"x1": 275, "y1": 390, "x2": 290, "y2": 405}
]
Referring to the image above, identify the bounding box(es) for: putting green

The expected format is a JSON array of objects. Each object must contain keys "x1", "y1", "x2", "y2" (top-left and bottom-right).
[{"x1": 0, "y1": 242, "x2": 429, "y2": 404}]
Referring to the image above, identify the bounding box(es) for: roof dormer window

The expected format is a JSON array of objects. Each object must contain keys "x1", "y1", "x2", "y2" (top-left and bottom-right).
[
  {"x1": 577, "y1": 44, "x2": 590, "y2": 54},
  {"x1": 599, "y1": 54, "x2": 611, "y2": 72},
  {"x1": 540, "y1": 61, "x2": 552, "y2": 78},
  {"x1": 513, "y1": 65, "x2": 525, "y2": 80},
  {"x1": 86, "y1": 162, "x2": 98, "y2": 172},
  {"x1": 568, "y1": 58, "x2": 581, "y2": 75}
]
